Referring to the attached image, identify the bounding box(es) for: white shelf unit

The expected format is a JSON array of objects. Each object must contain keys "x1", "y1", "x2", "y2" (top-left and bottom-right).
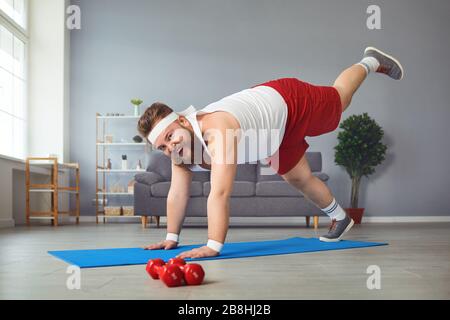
[
  {"x1": 97, "y1": 116, "x2": 141, "y2": 119},
  {"x1": 95, "y1": 113, "x2": 153, "y2": 224},
  {"x1": 96, "y1": 143, "x2": 146, "y2": 146},
  {"x1": 97, "y1": 192, "x2": 134, "y2": 195},
  {"x1": 97, "y1": 169, "x2": 146, "y2": 173}
]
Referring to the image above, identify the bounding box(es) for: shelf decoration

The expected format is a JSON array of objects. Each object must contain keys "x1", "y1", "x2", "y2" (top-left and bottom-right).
[{"x1": 131, "y1": 98, "x2": 143, "y2": 117}]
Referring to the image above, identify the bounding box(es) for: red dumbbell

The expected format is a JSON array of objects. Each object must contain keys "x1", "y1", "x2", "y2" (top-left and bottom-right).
[
  {"x1": 167, "y1": 258, "x2": 205, "y2": 286},
  {"x1": 146, "y1": 258, "x2": 206, "y2": 286},
  {"x1": 146, "y1": 258, "x2": 165, "y2": 279},
  {"x1": 145, "y1": 259, "x2": 184, "y2": 287}
]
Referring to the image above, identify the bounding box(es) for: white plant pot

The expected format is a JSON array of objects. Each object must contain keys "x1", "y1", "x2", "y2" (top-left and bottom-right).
[{"x1": 134, "y1": 105, "x2": 140, "y2": 116}]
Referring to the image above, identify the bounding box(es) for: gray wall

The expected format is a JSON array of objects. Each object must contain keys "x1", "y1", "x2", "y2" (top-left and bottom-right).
[{"x1": 70, "y1": 0, "x2": 450, "y2": 216}]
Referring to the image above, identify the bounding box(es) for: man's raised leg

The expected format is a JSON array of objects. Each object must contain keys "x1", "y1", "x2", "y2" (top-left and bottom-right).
[
  {"x1": 333, "y1": 65, "x2": 367, "y2": 112},
  {"x1": 333, "y1": 46, "x2": 404, "y2": 112}
]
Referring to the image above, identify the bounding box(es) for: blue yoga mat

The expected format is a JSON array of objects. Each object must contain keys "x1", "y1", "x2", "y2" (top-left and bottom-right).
[{"x1": 48, "y1": 237, "x2": 387, "y2": 268}]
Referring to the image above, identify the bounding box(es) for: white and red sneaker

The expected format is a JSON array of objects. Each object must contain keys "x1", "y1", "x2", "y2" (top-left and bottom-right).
[{"x1": 364, "y1": 46, "x2": 404, "y2": 80}]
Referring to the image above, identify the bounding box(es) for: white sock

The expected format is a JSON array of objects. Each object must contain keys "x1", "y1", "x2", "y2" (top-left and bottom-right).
[
  {"x1": 321, "y1": 198, "x2": 346, "y2": 221},
  {"x1": 356, "y1": 57, "x2": 380, "y2": 75}
]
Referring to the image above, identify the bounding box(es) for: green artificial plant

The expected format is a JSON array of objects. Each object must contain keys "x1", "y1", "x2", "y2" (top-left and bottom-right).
[
  {"x1": 334, "y1": 113, "x2": 387, "y2": 208},
  {"x1": 131, "y1": 99, "x2": 143, "y2": 107}
]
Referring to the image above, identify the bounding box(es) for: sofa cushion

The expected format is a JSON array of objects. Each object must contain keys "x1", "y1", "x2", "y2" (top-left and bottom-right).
[
  {"x1": 151, "y1": 181, "x2": 203, "y2": 197},
  {"x1": 255, "y1": 172, "x2": 328, "y2": 197},
  {"x1": 135, "y1": 172, "x2": 165, "y2": 186},
  {"x1": 146, "y1": 150, "x2": 172, "y2": 180},
  {"x1": 305, "y1": 152, "x2": 322, "y2": 172},
  {"x1": 256, "y1": 162, "x2": 284, "y2": 182},
  {"x1": 257, "y1": 152, "x2": 323, "y2": 181},
  {"x1": 256, "y1": 181, "x2": 304, "y2": 197},
  {"x1": 203, "y1": 181, "x2": 255, "y2": 197},
  {"x1": 235, "y1": 164, "x2": 257, "y2": 182},
  {"x1": 192, "y1": 170, "x2": 210, "y2": 182}
]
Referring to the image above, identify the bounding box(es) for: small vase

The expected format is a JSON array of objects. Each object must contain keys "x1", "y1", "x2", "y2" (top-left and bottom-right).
[{"x1": 134, "y1": 105, "x2": 140, "y2": 117}]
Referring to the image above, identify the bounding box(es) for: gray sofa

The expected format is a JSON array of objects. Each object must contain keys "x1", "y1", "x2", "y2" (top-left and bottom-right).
[{"x1": 134, "y1": 151, "x2": 328, "y2": 229}]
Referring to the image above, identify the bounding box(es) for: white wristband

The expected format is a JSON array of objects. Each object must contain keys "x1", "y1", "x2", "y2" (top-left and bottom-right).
[
  {"x1": 207, "y1": 239, "x2": 224, "y2": 253},
  {"x1": 166, "y1": 233, "x2": 179, "y2": 242}
]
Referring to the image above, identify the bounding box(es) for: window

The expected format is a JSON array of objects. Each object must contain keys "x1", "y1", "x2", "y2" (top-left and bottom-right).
[
  {"x1": 0, "y1": 0, "x2": 26, "y2": 159},
  {"x1": 0, "y1": 0, "x2": 26, "y2": 29}
]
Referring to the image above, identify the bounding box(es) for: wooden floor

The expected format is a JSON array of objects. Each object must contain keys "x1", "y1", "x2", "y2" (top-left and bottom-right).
[{"x1": 0, "y1": 222, "x2": 449, "y2": 299}]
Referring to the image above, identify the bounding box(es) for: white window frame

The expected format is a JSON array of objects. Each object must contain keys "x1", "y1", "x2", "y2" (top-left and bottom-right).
[
  {"x1": 0, "y1": 0, "x2": 28, "y2": 160},
  {"x1": 0, "y1": 0, "x2": 28, "y2": 35}
]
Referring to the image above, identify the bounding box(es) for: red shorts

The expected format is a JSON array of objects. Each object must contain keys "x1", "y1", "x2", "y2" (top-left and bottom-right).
[{"x1": 255, "y1": 78, "x2": 342, "y2": 175}]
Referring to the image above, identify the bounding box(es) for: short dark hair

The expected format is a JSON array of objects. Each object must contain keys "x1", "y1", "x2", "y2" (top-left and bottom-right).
[{"x1": 137, "y1": 102, "x2": 173, "y2": 143}]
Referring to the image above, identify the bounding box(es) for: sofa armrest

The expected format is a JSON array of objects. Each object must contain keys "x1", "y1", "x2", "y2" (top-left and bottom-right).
[
  {"x1": 135, "y1": 172, "x2": 165, "y2": 186},
  {"x1": 313, "y1": 172, "x2": 329, "y2": 182}
]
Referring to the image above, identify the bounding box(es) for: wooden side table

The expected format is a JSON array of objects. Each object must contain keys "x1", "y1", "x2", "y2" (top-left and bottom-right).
[{"x1": 26, "y1": 157, "x2": 80, "y2": 226}]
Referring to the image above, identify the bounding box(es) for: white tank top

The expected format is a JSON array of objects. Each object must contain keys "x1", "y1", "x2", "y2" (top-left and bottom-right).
[{"x1": 185, "y1": 85, "x2": 288, "y2": 171}]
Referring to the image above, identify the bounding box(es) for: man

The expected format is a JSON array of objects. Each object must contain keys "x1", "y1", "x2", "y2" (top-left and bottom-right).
[{"x1": 137, "y1": 47, "x2": 403, "y2": 259}]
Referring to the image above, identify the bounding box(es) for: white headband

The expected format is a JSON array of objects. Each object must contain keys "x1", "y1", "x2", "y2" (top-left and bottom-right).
[
  {"x1": 147, "y1": 105, "x2": 197, "y2": 145},
  {"x1": 148, "y1": 112, "x2": 179, "y2": 144}
]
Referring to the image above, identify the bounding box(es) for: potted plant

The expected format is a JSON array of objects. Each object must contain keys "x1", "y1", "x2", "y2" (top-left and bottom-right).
[
  {"x1": 131, "y1": 99, "x2": 143, "y2": 116},
  {"x1": 334, "y1": 113, "x2": 387, "y2": 224}
]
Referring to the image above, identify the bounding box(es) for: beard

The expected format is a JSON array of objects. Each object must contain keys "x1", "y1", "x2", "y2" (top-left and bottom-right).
[{"x1": 171, "y1": 129, "x2": 197, "y2": 165}]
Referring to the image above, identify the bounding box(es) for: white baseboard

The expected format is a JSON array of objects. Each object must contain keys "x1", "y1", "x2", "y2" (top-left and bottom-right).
[
  {"x1": 182, "y1": 216, "x2": 450, "y2": 225},
  {"x1": 0, "y1": 218, "x2": 15, "y2": 228},
  {"x1": 362, "y1": 216, "x2": 450, "y2": 223},
  {"x1": 65, "y1": 215, "x2": 450, "y2": 226},
  {"x1": 184, "y1": 217, "x2": 307, "y2": 226},
  {"x1": 67, "y1": 216, "x2": 142, "y2": 223}
]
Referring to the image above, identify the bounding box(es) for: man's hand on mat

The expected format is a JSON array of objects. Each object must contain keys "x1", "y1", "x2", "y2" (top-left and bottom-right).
[
  {"x1": 143, "y1": 240, "x2": 178, "y2": 250},
  {"x1": 176, "y1": 246, "x2": 219, "y2": 259}
]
